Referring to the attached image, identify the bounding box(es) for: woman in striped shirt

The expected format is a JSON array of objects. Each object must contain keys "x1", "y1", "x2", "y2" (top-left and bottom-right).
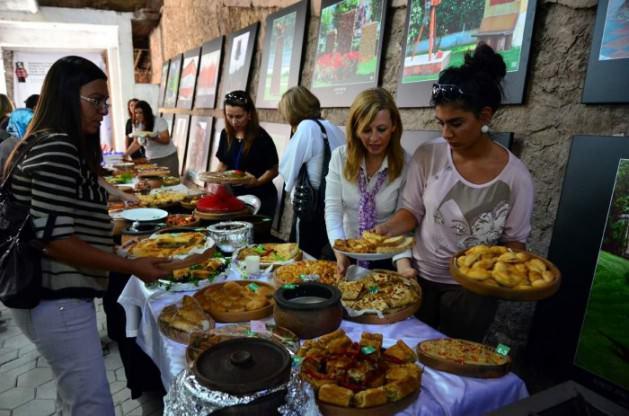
[{"x1": 3, "y1": 56, "x2": 167, "y2": 416}]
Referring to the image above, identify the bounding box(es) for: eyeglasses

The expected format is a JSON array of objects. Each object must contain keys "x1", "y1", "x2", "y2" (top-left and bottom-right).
[
  {"x1": 431, "y1": 84, "x2": 465, "y2": 100},
  {"x1": 81, "y1": 95, "x2": 110, "y2": 112},
  {"x1": 224, "y1": 91, "x2": 249, "y2": 106}
]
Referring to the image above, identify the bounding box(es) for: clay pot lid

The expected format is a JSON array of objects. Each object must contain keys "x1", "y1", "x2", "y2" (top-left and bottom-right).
[
  {"x1": 193, "y1": 337, "x2": 291, "y2": 395},
  {"x1": 274, "y1": 282, "x2": 341, "y2": 310}
]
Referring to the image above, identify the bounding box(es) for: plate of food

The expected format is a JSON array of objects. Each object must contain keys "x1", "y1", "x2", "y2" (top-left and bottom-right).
[
  {"x1": 416, "y1": 338, "x2": 511, "y2": 378},
  {"x1": 193, "y1": 280, "x2": 275, "y2": 322},
  {"x1": 157, "y1": 257, "x2": 227, "y2": 291},
  {"x1": 273, "y1": 260, "x2": 341, "y2": 286},
  {"x1": 234, "y1": 243, "x2": 302, "y2": 269},
  {"x1": 131, "y1": 130, "x2": 155, "y2": 139},
  {"x1": 334, "y1": 231, "x2": 414, "y2": 261},
  {"x1": 197, "y1": 169, "x2": 255, "y2": 185},
  {"x1": 137, "y1": 191, "x2": 187, "y2": 208},
  {"x1": 162, "y1": 176, "x2": 180, "y2": 186},
  {"x1": 136, "y1": 166, "x2": 170, "y2": 178},
  {"x1": 338, "y1": 270, "x2": 421, "y2": 324},
  {"x1": 120, "y1": 207, "x2": 168, "y2": 222},
  {"x1": 166, "y1": 214, "x2": 201, "y2": 228},
  {"x1": 157, "y1": 295, "x2": 214, "y2": 344},
  {"x1": 298, "y1": 329, "x2": 421, "y2": 415},
  {"x1": 450, "y1": 245, "x2": 561, "y2": 301}
]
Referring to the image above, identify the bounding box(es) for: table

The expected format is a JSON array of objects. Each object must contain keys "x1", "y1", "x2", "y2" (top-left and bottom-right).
[{"x1": 119, "y1": 270, "x2": 528, "y2": 415}]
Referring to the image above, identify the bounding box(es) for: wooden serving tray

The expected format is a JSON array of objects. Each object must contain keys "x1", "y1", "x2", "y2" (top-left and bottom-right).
[
  {"x1": 193, "y1": 207, "x2": 251, "y2": 220},
  {"x1": 317, "y1": 387, "x2": 419, "y2": 416},
  {"x1": 193, "y1": 280, "x2": 275, "y2": 323},
  {"x1": 416, "y1": 339, "x2": 511, "y2": 379},
  {"x1": 449, "y1": 248, "x2": 561, "y2": 301},
  {"x1": 197, "y1": 171, "x2": 255, "y2": 185}
]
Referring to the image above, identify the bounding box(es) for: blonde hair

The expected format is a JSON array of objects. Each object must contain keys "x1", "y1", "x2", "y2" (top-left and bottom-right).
[
  {"x1": 278, "y1": 86, "x2": 321, "y2": 129},
  {"x1": 0, "y1": 94, "x2": 14, "y2": 118},
  {"x1": 344, "y1": 88, "x2": 404, "y2": 183}
]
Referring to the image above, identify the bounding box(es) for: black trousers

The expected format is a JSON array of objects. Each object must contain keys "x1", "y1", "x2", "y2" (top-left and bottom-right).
[
  {"x1": 292, "y1": 211, "x2": 330, "y2": 259},
  {"x1": 416, "y1": 276, "x2": 498, "y2": 343}
]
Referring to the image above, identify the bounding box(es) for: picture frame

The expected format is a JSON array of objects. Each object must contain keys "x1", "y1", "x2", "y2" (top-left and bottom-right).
[
  {"x1": 184, "y1": 116, "x2": 214, "y2": 186},
  {"x1": 259, "y1": 122, "x2": 292, "y2": 232},
  {"x1": 209, "y1": 118, "x2": 225, "y2": 172},
  {"x1": 582, "y1": 0, "x2": 629, "y2": 103},
  {"x1": 163, "y1": 113, "x2": 174, "y2": 136},
  {"x1": 528, "y1": 135, "x2": 629, "y2": 408},
  {"x1": 171, "y1": 114, "x2": 190, "y2": 175},
  {"x1": 310, "y1": 0, "x2": 388, "y2": 107},
  {"x1": 219, "y1": 23, "x2": 260, "y2": 106},
  {"x1": 256, "y1": 0, "x2": 309, "y2": 108},
  {"x1": 163, "y1": 54, "x2": 183, "y2": 108},
  {"x1": 397, "y1": 0, "x2": 538, "y2": 107},
  {"x1": 177, "y1": 47, "x2": 201, "y2": 109},
  {"x1": 158, "y1": 61, "x2": 170, "y2": 108},
  {"x1": 194, "y1": 36, "x2": 224, "y2": 109}
]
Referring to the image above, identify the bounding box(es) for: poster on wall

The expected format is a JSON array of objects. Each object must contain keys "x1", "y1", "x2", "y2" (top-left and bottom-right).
[
  {"x1": 184, "y1": 116, "x2": 214, "y2": 186},
  {"x1": 220, "y1": 23, "x2": 259, "y2": 106},
  {"x1": 397, "y1": 0, "x2": 538, "y2": 107},
  {"x1": 194, "y1": 36, "x2": 224, "y2": 109},
  {"x1": 256, "y1": 0, "x2": 309, "y2": 108},
  {"x1": 172, "y1": 114, "x2": 190, "y2": 175},
  {"x1": 311, "y1": 0, "x2": 388, "y2": 107},
  {"x1": 158, "y1": 61, "x2": 170, "y2": 107},
  {"x1": 583, "y1": 0, "x2": 629, "y2": 103},
  {"x1": 209, "y1": 118, "x2": 225, "y2": 172},
  {"x1": 177, "y1": 48, "x2": 201, "y2": 109},
  {"x1": 163, "y1": 54, "x2": 183, "y2": 108}
]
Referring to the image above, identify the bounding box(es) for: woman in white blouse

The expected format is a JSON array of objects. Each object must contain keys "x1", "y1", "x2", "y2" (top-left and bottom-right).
[{"x1": 325, "y1": 88, "x2": 415, "y2": 277}]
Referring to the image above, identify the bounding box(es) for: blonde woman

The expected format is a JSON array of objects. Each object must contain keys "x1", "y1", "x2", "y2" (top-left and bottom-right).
[
  {"x1": 278, "y1": 86, "x2": 344, "y2": 257},
  {"x1": 324, "y1": 88, "x2": 414, "y2": 276}
]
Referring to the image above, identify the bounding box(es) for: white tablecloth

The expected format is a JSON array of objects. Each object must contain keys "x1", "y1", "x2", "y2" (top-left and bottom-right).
[{"x1": 119, "y1": 271, "x2": 528, "y2": 416}]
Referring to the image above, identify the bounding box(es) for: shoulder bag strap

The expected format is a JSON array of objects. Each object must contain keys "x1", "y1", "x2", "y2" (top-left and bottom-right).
[{"x1": 309, "y1": 119, "x2": 331, "y2": 190}]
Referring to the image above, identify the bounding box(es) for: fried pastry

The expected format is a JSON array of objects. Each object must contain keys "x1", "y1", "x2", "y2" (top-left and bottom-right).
[
  {"x1": 318, "y1": 384, "x2": 353, "y2": 407},
  {"x1": 338, "y1": 281, "x2": 364, "y2": 300},
  {"x1": 359, "y1": 332, "x2": 383, "y2": 352},
  {"x1": 384, "y1": 377, "x2": 417, "y2": 401},
  {"x1": 384, "y1": 340, "x2": 417, "y2": 363},
  {"x1": 353, "y1": 387, "x2": 387, "y2": 408}
]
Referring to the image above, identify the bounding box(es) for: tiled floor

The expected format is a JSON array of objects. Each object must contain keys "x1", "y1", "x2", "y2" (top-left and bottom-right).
[{"x1": 0, "y1": 301, "x2": 163, "y2": 416}]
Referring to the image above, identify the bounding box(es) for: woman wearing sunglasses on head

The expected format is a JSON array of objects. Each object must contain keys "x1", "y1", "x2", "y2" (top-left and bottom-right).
[
  {"x1": 124, "y1": 100, "x2": 178, "y2": 175},
  {"x1": 215, "y1": 90, "x2": 279, "y2": 218},
  {"x1": 375, "y1": 43, "x2": 534, "y2": 342}
]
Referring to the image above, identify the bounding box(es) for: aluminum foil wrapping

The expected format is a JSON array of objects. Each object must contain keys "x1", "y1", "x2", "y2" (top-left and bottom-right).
[
  {"x1": 164, "y1": 368, "x2": 290, "y2": 416},
  {"x1": 278, "y1": 367, "x2": 321, "y2": 416}
]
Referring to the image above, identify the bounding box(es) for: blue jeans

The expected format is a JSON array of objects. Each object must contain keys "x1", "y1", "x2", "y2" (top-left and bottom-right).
[{"x1": 11, "y1": 299, "x2": 114, "y2": 416}]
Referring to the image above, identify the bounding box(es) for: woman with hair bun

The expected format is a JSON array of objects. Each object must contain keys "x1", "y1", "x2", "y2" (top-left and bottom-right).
[{"x1": 376, "y1": 43, "x2": 534, "y2": 342}]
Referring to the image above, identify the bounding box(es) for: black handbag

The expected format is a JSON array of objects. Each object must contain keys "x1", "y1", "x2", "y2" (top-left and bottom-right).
[
  {"x1": 0, "y1": 134, "x2": 53, "y2": 309},
  {"x1": 293, "y1": 119, "x2": 331, "y2": 223}
]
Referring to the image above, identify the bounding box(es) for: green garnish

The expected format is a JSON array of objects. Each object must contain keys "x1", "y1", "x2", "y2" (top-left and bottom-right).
[
  {"x1": 361, "y1": 346, "x2": 376, "y2": 355},
  {"x1": 189, "y1": 264, "x2": 203, "y2": 270},
  {"x1": 247, "y1": 283, "x2": 260, "y2": 292},
  {"x1": 254, "y1": 244, "x2": 266, "y2": 254},
  {"x1": 368, "y1": 285, "x2": 379, "y2": 294},
  {"x1": 282, "y1": 283, "x2": 298, "y2": 289}
]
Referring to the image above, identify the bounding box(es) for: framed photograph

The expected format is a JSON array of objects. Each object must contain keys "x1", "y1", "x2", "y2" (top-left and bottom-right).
[
  {"x1": 194, "y1": 36, "x2": 224, "y2": 109},
  {"x1": 177, "y1": 47, "x2": 201, "y2": 109},
  {"x1": 220, "y1": 23, "x2": 259, "y2": 105},
  {"x1": 259, "y1": 122, "x2": 292, "y2": 231},
  {"x1": 171, "y1": 114, "x2": 190, "y2": 175},
  {"x1": 158, "y1": 61, "x2": 170, "y2": 108},
  {"x1": 583, "y1": 0, "x2": 629, "y2": 103},
  {"x1": 163, "y1": 54, "x2": 183, "y2": 108},
  {"x1": 184, "y1": 116, "x2": 214, "y2": 185},
  {"x1": 311, "y1": 0, "x2": 388, "y2": 107},
  {"x1": 397, "y1": 0, "x2": 538, "y2": 107},
  {"x1": 209, "y1": 118, "x2": 225, "y2": 172},
  {"x1": 256, "y1": 0, "x2": 309, "y2": 108},
  {"x1": 162, "y1": 112, "x2": 174, "y2": 135},
  {"x1": 529, "y1": 135, "x2": 629, "y2": 407}
]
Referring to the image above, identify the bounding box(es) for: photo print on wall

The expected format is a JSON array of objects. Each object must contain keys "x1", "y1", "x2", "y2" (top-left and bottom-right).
[
  {"x1": 194, "y1": 36, "x2": 224, "y2": 109},
  {"x1": 184, "y1": 116, "x2": 214, "y2": 186},
  {"x1": 163, "y1": 54, "x2": 183, "y2": 108},
  {"x1": 177, "y1": 47, "x2": 201, "y2": 109},
  {"x1": 220, "y1": 23, "x2": 259, "y2": 106}
]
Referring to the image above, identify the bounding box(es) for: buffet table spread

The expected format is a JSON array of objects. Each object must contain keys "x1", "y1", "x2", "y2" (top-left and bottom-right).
[{"x1": 119, "y1": 267, "x2": 529, "y2": 416}]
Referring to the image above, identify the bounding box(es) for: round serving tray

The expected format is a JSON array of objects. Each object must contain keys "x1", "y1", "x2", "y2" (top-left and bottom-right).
[
  {"x1": 316, "y1": 386, "x2": 419, "y2": 416},
  {"x1": 157, "y1": 305, "x2": 214, "y2": 345},
  {"x1": 416, "y1": 338, "x2": 511, "y2": 378},
  {"x1": 193, "y1": 207, "x2": 251, "y2": 220},
  {"x1": 273, "y1": 260, "x2": 340, "y2": 287},
  {"x1": 449, "y1": 248, "x2": 561, "y2": 301},
  {"x1": 233, "y1": 244, "x2": 302, "y2": 270},
  {"x1": 197, "y1": 171, "x2": 256, "y2": 185},
  {"x1": 193, "y1": 280, "x2": 275, "y2": 323}
]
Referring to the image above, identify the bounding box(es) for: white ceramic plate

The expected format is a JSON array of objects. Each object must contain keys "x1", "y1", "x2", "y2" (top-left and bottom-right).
[
  {"x1": 120, "y1": 208, "x2": 168, "y2": 222},
  {"x1": 335, "y1": 250, "x2": 405, "y2": 261}
]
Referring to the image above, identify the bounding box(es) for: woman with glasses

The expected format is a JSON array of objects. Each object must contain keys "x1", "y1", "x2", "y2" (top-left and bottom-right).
[
  {"x1": 3, "y1": 56, "x2": 167, "y2": 415},
  {"x1": 124, "y1": 100, "x2": 178, "y2": 175},
  {"x1": 375, "y1": 43, "x2": 534, "y2": 342},
  {"x1": 325, "y1": 88, "x2": 413, "y2": 276},
  {"x1": 216, "y1": 90, "x2": 279, "y2": 218},
  {"x1": 278, "y1": 86, "x2": 345, "y2": 258}
]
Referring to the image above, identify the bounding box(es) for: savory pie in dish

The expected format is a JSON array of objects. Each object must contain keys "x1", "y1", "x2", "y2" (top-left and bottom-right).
[
  {"x1": 337, "y1": 271, "x2": 421, "y2": 314},
  {"x1": 195, "y1": 281, "x2": 275, "y2": 314},
  {"x1": 129, "y1": 231, "x2": 208, "y2": 258},
  {"x1": 274, "y1": 260, "x2": 341, "y2": 286},
  {"x1": 236, "y1": 243, "x2": 301, "y2": 265},
  {"x1": 158, "y1": 295, "x2": 213, "y2": 342},
  {"x1": 333, "y1": 230, "x2": 414, "y2": 254}
]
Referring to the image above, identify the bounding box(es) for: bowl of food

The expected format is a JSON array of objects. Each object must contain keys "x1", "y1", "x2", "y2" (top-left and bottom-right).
[
  {"x1": 166, "y1": 214, "x2": 201, "y2": 228},
  {"x1": 206, "y1": 221, "x2": 253, "y2": 254}
]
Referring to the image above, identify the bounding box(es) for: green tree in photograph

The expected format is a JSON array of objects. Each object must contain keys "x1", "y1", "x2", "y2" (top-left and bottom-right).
[{"x1": 603, "y1": 160, "x2": 629, "y2": 255}]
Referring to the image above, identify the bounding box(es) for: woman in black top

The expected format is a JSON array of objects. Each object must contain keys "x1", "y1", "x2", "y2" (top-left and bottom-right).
[
  {"x1": 124, "y1": 97, "x2": 144, "y2": 159},
  {"x1": 216, "y1": 90, "x2": 279, "y2": 218}
]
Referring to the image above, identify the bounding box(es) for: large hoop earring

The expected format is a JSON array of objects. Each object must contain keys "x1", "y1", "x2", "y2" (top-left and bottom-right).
[{"x1": 481, "y1": 125, "x2": 490, "y2": 134}]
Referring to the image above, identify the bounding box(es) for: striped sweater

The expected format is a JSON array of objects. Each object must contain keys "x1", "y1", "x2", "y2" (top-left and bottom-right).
[{"x1": 10, "y1": 132, "x2": 113, "y2": 299}]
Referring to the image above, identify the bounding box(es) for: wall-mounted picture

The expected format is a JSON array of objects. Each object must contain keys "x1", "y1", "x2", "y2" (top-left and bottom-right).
[
  {"x1": 184, "y1": 116, "x2": 214, "y2": 185},
  {"x1": 209, "y1": 118, "x2": 225, "y2": 172},
  {"x1": 172, "y1": 114, "x2": 190, "y2": 175},
  {"x1": 194, "y1": 36, "x2": 224, "y2": 109},
  {"x1": 311, "y1": 0, "x2": 388, "y2": 107},
  {"x1": 163, "y1": 54, "x2": 183, "y2": 108},
  {"x1": 220, "y1": 23, "x2": 259, "y2": 104},
  {"x1": 397, "y1": 0, "x2": 538, "y2": 107},
  {"x1": 177, "y1": 48, "x2": 201, "y2": 109},
  {"x1": 583, "y1": 0, "x2": 629, "y2": 103},
  {"x1": 164, "y1": 113, "x2": 174, "y2": 136},
  {"x1": 259, "y1": 122, "x2": 292, "y2": 231},
  {"x1": 256, "y1": 0, "x2": 309, "y2": 108},
  {"x1": 158, "y1": 61, "x2": 169, "y2": 107}
]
